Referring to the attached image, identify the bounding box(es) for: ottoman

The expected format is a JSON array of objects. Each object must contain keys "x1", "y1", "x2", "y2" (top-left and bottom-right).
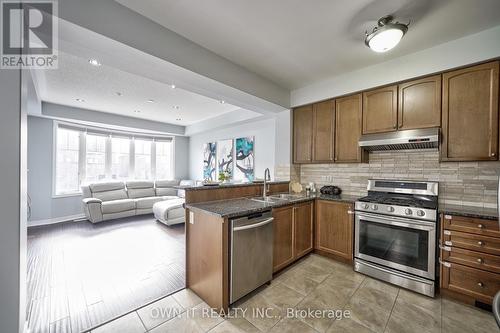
[{"x1": 153, "y1": 198, "x2": 185, "y2": 226}]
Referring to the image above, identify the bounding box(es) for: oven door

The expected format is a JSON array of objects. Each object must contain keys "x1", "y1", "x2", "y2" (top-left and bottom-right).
[{"x1": 355, "y1": 212, "x2": 436, "y2": 280}]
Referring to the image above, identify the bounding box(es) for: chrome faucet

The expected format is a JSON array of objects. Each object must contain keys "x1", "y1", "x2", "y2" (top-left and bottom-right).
[{"x1": 263, "y1": 168, "x2": 271, "y2": 199}]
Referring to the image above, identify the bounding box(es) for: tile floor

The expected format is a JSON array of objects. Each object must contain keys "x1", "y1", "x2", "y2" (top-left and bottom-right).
[{"x1": 90, "y1": 254, "x2": 499, "y2": 333}]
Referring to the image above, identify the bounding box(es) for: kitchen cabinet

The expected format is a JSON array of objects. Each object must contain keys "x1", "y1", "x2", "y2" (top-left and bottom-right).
[
  {"x1": 440, "y1": 213, "x2": 500, "y2": 305},
  {"x1": 293, "y1": 105, "x2": 313, "y2": 163},
  {"x1": 398, "y1": 75, "x2": 442, "y2": 130},
  {"x1": 441, "y1": 61, "x2": 499, "y2": 161},
  {"x1": 312, "y1": 99, "x2": 335, "y2": 162},
  {"x1": 294, "y1": 201, "x2": 314, "y2": 259},
  {"x1": 335, "y1": 94, "x2": 367, "y2": 163},
  {"x1": 314, "y1": 200, "x2": 354, "y2": 262},
  {"x1": 362, "y1": 85, "x2": 398, "y2": 134},
  {"x1": 272, "y1": 205, "x2": 295, "y2": 272},
  {"x1": 272, "y1": 201, "x2": 314, "y2": 272}
]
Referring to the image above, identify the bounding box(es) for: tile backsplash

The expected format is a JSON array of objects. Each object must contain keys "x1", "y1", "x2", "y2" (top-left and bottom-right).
[{"x1": 299, "y1": 149, "x2": 500, "y2": 208}]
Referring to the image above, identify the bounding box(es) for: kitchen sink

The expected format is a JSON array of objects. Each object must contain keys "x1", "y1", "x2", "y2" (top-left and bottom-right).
[
  {"x1": 271, "y1": 193, "x2": 306, "y2": 200},
  {"x1": 249, "y1": 196, "x2": 287, "y2": 203}
]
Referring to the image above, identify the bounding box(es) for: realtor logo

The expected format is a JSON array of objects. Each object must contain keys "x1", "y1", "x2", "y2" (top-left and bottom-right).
[{"x1": 1, "y1": 0, "x2": 58, "y2": 68}]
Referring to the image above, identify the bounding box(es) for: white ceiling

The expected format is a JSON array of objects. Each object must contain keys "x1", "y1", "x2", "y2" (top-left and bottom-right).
[
  {"x1": 35, "y1": 51, "x2": 242, "y2": 126},
  {"x1": 116, "y1": 0, "x2": 500, "y2": 89}
]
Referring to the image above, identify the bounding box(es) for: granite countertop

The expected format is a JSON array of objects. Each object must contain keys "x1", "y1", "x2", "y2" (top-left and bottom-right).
[
  {"x1": 174, "y1": 180, "x2": 289, "y2": 191},
  {"x1": 185, "y1": 192, "x2": 359, "y2": 218},
  {"x1": 439, "y1": 204, "x2": 498, "y2": 221}
]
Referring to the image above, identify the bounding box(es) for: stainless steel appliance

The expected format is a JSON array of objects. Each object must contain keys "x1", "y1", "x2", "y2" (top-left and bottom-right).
[
  {"x1": 359, "y1": 128, "x2": 439, "y2": 151},
  {"x1": 230, "y1": 210, "x2": 274, "y2": 304},
  {"x1": 354, "y1": 179, "x2": 439, "y2": 297}
]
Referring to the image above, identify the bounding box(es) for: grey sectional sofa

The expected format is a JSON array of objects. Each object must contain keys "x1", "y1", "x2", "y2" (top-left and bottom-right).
[{"x1": 81, "y1": 180, "x2": 192, "y2": 224}]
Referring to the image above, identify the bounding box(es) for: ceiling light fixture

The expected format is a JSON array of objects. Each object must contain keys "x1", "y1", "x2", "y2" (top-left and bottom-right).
[
  {"x1": 76, "y1": 98, "x2": 85, "y2": 102},
  {"x1": 147, "y1": 99, "x2": 155, "y2": 103},
  {"x1": 176, "y1": 118, "x2": 181, "y2": 121},
  {"x1": 88, "y1": 58, "x2": 102, "y2": 66},
  {"x1": 172, "y1": 105, "x2": 180, "y2": 110},
  {"x1": 220, "y1": 100, "x2": 225, "y2": 104},
  {"x1": 116, "y1": 92, "x2": 122, "y2": 96},
  {"x1": 170, "y1": 84, "x2": 176, "y2": 89},
  {"x1": 365, "y1": 15, "x2": 409, "y2": 53},
  {"x1": 134, "y1": 110, "x2": 141, "y2": 113}
]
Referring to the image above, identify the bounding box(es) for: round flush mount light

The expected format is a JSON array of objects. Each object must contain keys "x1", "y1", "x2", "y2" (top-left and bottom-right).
[
  {"x1": 172, "y1": 105, "x2": 180, "y2": 110},
  {"x1": 147, "y1": 99, "x2": 155, "y2": 103},
  {"x1": 176, "y1": 118, "x2": 181, "y2": 121},
  {"x1": 116, "y1": 92, "x2": 122, "y2": 96},
  {"x1": 220, "y1": 100, "x2": 225, "y2": 104},
  {"x1": 88, "y1": 58, "x2": 102, "y2": 66},
  {"x1": 170, "y1": 84, "x2": 176, "y2": 89},
  {"x1": 75, "y1": 98, "x2": 85, "y2": 102},
  {"x1": 365, "y1": 15, "x2": 409, "y2": 53},
  {"x1": 134, "y1": 110, "x2": 141, "y2": 113}
]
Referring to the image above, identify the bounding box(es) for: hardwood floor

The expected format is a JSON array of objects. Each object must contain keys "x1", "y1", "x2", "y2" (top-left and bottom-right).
[{"x1": 27, "y1": 216, "x2": 186, "y2": 333}]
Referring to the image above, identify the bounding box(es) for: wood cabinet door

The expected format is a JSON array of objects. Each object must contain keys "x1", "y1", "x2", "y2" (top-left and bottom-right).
[
  {"x1": 362, "y1": 85, "x2": 398, "y2": 134},
  {"x1": 398, "y1": 75, "x2": 441, "y2": 130},
  {"x1": 312, "y1": 99, "x2": 335, "y2": 162},
  {"x1": 315, "y1": 200, "x2": 354, "y2": 261},
  {"x1": 293, "y1": 105, "x2": 313, "y2": 163},
  {"x1": 293, "y1": 202, "x2": 314, "y2": 259},
  {"x1": 335, "y1": 94, "x2": 365, "y2": 163},
  {"x1": 441, "y1": 61, "x2": 499, "y2": 161},
  {"x1": 272, "y1": 206, "x2": 294, "y2": 272}
]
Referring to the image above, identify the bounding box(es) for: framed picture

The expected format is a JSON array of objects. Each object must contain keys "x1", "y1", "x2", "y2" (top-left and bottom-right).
[
  {"x1": 217, "y1": 139, "x2": 234, "y2": 180},
  {"x1": 235, "y1": 136, "x2": 254, "y2": 182},
  {"x1": 203, "y1": 142, "x2": 217, "y2": 181}
]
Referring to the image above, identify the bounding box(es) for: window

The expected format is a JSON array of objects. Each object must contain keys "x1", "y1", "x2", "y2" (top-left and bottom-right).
[
  {"x1": 156, "y1": 140, "x2": 173, "y2": 180},
  {"x1": 55, "y1": 128, "x2": 81, "y2": 195},
  {"x1": 85, "y1": 134, "x2": 107, "y2": 182},
  {"x1": 111, "y1": 137, "x2": 130, "y2": 180},
  {"x1": 134, "y1": 139, "x2": 152, "y2": 179},
  {"x1": 53, "y1": 122, "x2": 174, "y2": 196}
]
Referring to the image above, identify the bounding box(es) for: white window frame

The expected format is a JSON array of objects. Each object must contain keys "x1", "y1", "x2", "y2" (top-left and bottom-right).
[{"x1": 52, "y1": 121, "x2": 175, "y2": 198}]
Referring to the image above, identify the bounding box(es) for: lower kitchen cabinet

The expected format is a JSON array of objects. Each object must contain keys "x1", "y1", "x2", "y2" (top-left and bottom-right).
[
  {"x1": 314, "y1": 200, "x2": 354, "y2": 262},
  {"x1": 272, "y1": 201, "x2": 314, "y2": 272},
  {"x1": 440, "y1": 213, "x2": 500, "y2": 305},
  {"x1": 294, "y1": 202, "x2": 314, "y2": 259},
  {"x1": 272, "y1": 205, "x2": 295, "y2": 272}
]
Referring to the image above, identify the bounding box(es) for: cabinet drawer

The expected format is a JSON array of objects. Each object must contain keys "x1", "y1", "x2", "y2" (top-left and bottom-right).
[
  {"x1": 441, "y1": 245, "x2": 500, "y2": 274},
  {"x1": 443, "y1": 214, "x2": 500, "y2": 238},
  {"x1": 443, "y1": 230, "x2": 500, "y2": 256},
  {"x1": 441, "y1": 261, "x2": 500, "y2": 304}
]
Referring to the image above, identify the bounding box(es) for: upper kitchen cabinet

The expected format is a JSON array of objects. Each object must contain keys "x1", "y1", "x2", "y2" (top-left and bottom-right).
[
  {"x1": 398, "y1": 75, "x2": 442, "y2": 130},
  {"x1": 335, "y1": 94, "x2": 367, "y2": 163},
  {"x1": 362, "y1": 85, "x2": 398, "y2": 134},
  {"x1": 312, "y1": 99, "x2": 335, "y2": 162},
  {"x1": 293, "y1": 105, "x2": 313, "y2": 163},
  {"x1": 441, "y1": 61, "x2": 499, "y2": 161}
]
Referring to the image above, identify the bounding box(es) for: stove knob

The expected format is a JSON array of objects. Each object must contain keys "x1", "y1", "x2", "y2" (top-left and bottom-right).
[
  {"x1": 371, "y1": 204, "x2": 378, "y2": 211},
  {"x1": 405, "y1": 208, "x2": 413, "y2": 216},
  {"x1": 416, "y1": 210, "x2": 425, "y2": 217},
  {"x1": 362, "y1": 203, "x2": 369, "y2": 209},
  {"x1": 387, "y1": 206, "x2": 395, "y2": 213}
]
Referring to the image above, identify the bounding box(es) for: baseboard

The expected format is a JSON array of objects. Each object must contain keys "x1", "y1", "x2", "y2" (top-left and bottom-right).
[{"x1": 28, "y1": 214, "x2": 86, "y2": 227}]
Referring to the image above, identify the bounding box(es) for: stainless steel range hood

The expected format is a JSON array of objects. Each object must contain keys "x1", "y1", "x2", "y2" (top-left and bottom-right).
[{"x1": 359, "y1": 128, "x2": 439, "y2": 151}]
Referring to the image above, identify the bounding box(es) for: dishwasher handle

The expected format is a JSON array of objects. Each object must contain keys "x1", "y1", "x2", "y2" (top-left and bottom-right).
[{"x1": 233, "y1": 217, "x2": 274, "y2": 231}]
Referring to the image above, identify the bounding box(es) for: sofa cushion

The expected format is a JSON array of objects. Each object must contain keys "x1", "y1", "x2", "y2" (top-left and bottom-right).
[
  {"x1": 126, "y1": 181, "x2": 155, "y2": 198},
  {"x1": 135, "y1": 197, "x2": 164, "y2": 210},
  {"x1": 155, "y1": 180, "x2": 179, "y2": 196},
  {"x1": 89, "y1": 182, "x2": 128, "y2": 202},
  {"x1": 101, "y1": 199, "x2": 136, "y2": 214},
  {"x1": 153, "y1": 198, "x2": 185, "y2": 220},
  {"x1": 177, "y1": 180, "x2": 195, "y2": 198}
]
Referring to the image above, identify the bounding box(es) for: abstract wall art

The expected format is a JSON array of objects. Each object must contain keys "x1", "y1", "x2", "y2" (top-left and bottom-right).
[
  {"x1": 217, "y1": 139, "x2": 234, "y2": 179},
  {"x1": 235, "y1": 136, "x2": 255, "y2": 182},
  {"x1": 203, "y1": 142, "x2": 217, "y2": 181}
]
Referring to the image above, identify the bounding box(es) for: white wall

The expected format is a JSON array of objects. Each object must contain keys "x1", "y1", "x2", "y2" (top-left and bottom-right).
[
  {"x1": 291, "y1": 25, "x2": 500, "y2": 106},
  {"x1": 189, "y1": 117, "x2": 280, "y2": 181}
]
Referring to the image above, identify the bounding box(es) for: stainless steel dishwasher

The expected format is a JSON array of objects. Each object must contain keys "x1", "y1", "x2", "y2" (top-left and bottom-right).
[{"x1": 230, "y1": 210, "x2": 274, "y2": 304}]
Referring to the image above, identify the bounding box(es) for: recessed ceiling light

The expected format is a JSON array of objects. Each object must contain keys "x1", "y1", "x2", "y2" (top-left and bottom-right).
[
  {"x1": 116, "y1": 92, "x2": 122, "y2": 96},
  {"x1": 134, "y1": 110, "x2": 141, "y2": 113},
  {"x1": 170, "y1": 84, "x2": 176, "y2": 89},
  {"x1": 220, "y1": 100, "x2": 226, "y2": 104},
  {"x1": 88, "y1": 58, "x2": 102, "y2": 66},
  {"x1": 76, "y1": 98, "x2": 85, "y2": 102},
  {"x1": 172, "y1": 105, "x2": 180, "y2": 110},
  {"x1": 365, "y1": 15, "x2": 409, "y2": 53},
  {"x1": 147, "y1": 99, "x2": 155, "y2": 103}
]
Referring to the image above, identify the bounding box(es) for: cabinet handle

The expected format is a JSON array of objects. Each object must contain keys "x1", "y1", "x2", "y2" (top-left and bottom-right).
[
  {"x1": 477, "y1": 282, "x2": 484, "y2": 288},
  {"x1": 393, "y1": 125, "x2": 397, "y2": 129},
  {"x1": 477, "y1": 241, "x2": 484, "y2": 246},
  {"x1": 477, "y1": 258, "x2": 484, "y2": 264},
  {"x1": 347, "y1": 210, "x2": 354, "y2": 215},
  {"x1": 478, "y1": 224, "x2": 484, "y2": 229},
  {"x1": 439, "y1": 259, "x2": 451, "y2": 268},
  {"x1": 492, "y1": 153, "x2": 496, "y2": 157}
]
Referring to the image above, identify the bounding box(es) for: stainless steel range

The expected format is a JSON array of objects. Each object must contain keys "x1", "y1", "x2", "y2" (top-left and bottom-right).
[{"x1": 354, "y1": 179, "x2": 439, "y2": 297}]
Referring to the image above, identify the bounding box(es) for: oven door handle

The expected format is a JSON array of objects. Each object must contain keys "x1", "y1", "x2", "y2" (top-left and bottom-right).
[{"x1": 356, "y1": 212, "x2": 436, "y2": 230}]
